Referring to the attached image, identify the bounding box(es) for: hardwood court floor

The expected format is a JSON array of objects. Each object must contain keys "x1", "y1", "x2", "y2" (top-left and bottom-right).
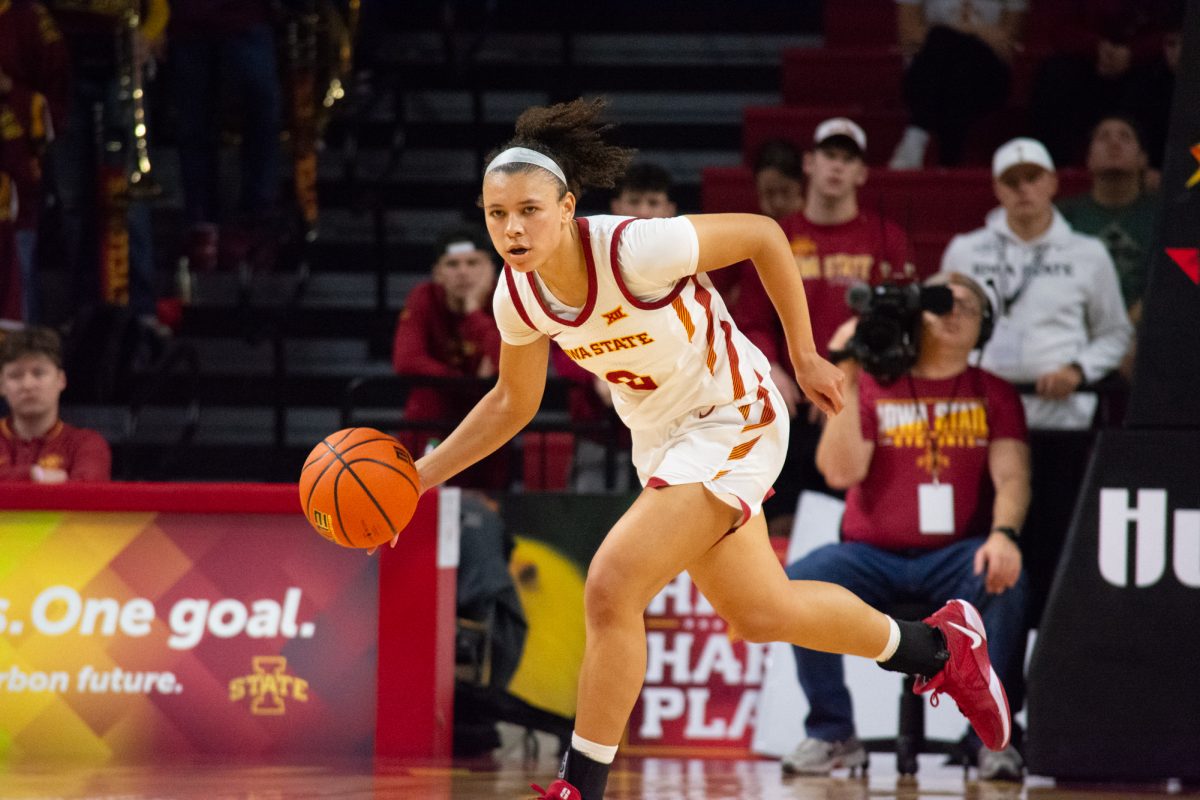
[{"x1": 1, "y1": 755, "x2": 1195, "y2": 799}]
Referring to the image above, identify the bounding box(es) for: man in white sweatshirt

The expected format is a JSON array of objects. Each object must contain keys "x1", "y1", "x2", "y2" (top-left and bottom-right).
[{"x1": 941, "y1": 137, "x2": 1133, "y2": 429}]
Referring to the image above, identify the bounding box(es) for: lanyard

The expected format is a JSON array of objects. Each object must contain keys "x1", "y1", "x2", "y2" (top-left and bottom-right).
[
  {"x1": 992, "y1": 237, "x2": 1048, "y2": 315},
  {"x1": 905, "y1": 371, "x2": 963, "y2": 483}
]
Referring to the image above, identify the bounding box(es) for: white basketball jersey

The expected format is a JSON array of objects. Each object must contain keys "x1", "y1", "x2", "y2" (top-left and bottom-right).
[{"x1": 494, "y1": 215, "x2": 772, "y2": 432}]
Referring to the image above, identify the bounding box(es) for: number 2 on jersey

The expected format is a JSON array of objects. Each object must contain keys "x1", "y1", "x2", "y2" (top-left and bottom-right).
[{"x1": 605, "y1": 370, "x2": 658, "y2": 391}]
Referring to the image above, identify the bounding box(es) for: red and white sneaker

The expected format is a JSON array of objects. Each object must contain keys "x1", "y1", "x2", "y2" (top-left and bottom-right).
[
  {"x1": 530, "y1": 779, "x2": 582, "y2": 800},
  {"x1": 914, "y1": 599, "x2": 1012, "y2": 751}
]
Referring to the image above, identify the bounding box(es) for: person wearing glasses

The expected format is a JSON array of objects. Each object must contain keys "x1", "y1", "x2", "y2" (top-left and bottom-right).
[{"x1": 782, "y1": 271, "x2": 1030, "y2": 782}]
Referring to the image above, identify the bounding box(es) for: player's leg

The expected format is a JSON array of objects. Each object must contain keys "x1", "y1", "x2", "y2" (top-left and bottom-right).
[
  {"x1": 688, "y1": 513, "x2": 1012, "y2": 753},
  {"x1": 536, "y1": 482, "x2": 740, "y2": 800},
  {"x1": 578, "y1": 481, "x2": 740, "y2": 736},
  {"x1": 688, "y1": 513, "x2": 896, "y2": 655}
]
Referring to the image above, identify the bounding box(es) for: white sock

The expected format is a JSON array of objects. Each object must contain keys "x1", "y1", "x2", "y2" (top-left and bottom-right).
[
  {"x1": 874, "y1": 616, "x2": 902, "y2": 662},
  {"x1": 571, "y1": 732, "x2": 619, "y2": 765}
]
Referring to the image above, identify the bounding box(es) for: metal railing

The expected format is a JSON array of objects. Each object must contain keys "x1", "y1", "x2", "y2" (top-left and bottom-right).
[{"x1": 340, "y1": 374, "x2": 622, "y2": 490}]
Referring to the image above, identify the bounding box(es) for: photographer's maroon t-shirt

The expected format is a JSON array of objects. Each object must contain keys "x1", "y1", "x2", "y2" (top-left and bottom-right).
[{"x1": 840, "y1": 367, "x2": 1027, "y2": 550}]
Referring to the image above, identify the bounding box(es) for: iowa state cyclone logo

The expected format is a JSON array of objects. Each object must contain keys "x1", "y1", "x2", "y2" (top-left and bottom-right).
[{"x1": 229, "y1": 656, "x2": 310, "y2": 715}]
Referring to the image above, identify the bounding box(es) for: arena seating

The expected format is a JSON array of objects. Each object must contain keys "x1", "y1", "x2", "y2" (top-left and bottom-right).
[
  {"x1": 61, "y1": 0, "x2": 1096, "y2": 484},
  {"x1": 703, "y1": 165, "x2": 1090, "y2": 273}
]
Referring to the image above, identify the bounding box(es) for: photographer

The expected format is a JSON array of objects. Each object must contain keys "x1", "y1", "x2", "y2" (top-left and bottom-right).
[{"x1": 781, "y1": 273, "x2": 1030, "y2": 782}]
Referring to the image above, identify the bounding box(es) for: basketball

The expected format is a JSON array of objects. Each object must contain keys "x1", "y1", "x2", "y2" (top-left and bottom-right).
[{"x1": 298, "y1": 427, "x2": 421, "y2": 548}]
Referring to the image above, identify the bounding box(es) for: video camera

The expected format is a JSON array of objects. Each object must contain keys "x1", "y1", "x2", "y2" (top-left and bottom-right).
[{"x1": 831, "y1": 282, "x2": 954, "y2": 385}]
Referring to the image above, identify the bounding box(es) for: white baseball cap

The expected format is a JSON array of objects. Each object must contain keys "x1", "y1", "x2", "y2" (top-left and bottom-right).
[
  {"x1": 992, "y1": 137, "x2": 1055, "y2": 178},
  {"x1": 814, "y1": 117, "x2": 867, "y2": 155}
]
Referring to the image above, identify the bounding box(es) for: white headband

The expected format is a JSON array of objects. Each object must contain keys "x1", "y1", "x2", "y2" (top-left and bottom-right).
[{"x1": 485, "y1": 147, "x2": 567, "y2": 186}]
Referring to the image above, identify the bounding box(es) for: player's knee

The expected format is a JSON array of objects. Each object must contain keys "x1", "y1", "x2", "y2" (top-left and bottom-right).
[
  {"x1": 583, "y1": 563, "x2": 639, "y2": 628},
  {"x1": 726, "y1": 607, "x2": 781, "y2": 643}
]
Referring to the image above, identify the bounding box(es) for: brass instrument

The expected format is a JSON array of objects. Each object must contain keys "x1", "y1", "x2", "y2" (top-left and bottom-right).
[
  {"x1": 99, "y1": 0, "x2": 159, "y2": 306},
  {"x1": 321, "y1": 0, "x2": 359, "y2": 116},
  {"x1": 117, "y1": 1, "x2": 159, "y2": 199},
  {"x1": 280, "y1": 0, "x2": 358, "y2": 248}
]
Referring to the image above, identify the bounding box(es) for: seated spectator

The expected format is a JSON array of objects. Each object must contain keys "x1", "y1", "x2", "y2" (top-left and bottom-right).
[
  {"x1": 1057, "y1": 116, "x2": 1158, "y2": 321},
  {"x1": 392, "y1": 226, "x2": 502, "y2": 487},
  {"x1": 0, "y1": 326, "x2": 111, "y2": 481},
  {"x1": 1028, "y1": 1, "x2": 1165, "y2": 168},
  {"x1": 782, "y1": 272, "x2": 1029, "y2": 782},
  {"x1": 889, "y1": 0, "x2": 1025, "y2": 168},
  {"x1": 709, "y1": 139, "x2": 807, "y2": 308},
  {"x1": 608, "y1": 161, "x2": 677, "y2": 220},
  {"x1": 942, "y1": 137, "x2": 1133, "y2": 431},
  {"x1": 753, "y1": 138, "x2": 806, "y2": 221},
  {"x1": 734, "y1": 119, "x2": 914, "y2": 534},
  {"x1": 1121, "y1": 4, "x2": 1183, "y2": 174}
]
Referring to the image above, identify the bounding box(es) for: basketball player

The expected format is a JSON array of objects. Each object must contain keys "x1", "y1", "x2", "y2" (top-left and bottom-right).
[{"x1": 385, "y1": 99, "x2": 1011, "y2": 800}]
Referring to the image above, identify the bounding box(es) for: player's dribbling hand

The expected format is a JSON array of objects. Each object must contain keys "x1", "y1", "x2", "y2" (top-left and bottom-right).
[
  {"x1": 366, "y1": 471, "x2": 426, "y2": 556},
  {"x1": 793, "y1": 352, "x2": 845, "y2": 417},
  {"x1": 365, "y1": 534, "x2": 399, "y2": 556}
]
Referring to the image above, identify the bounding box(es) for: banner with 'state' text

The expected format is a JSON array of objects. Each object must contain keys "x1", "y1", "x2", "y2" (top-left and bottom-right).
[{"x1": 0, "y1": 509, "x2": 378, "y2": 760}]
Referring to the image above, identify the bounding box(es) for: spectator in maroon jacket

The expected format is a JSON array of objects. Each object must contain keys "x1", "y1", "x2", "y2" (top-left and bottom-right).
[
  {"x1": 0, "y1": 326, "x2": 111, "y2": 482},
  {"x1": 392, "y1": 226, "x2": 503, "y2": 487}
]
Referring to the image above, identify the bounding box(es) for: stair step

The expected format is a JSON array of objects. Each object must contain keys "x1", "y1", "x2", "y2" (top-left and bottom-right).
[{"x1": 187, "y1": 271, "x2": 424, "y2": 309}]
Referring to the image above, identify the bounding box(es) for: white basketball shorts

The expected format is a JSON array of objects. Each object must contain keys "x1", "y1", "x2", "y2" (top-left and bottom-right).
[{"x1": 632, "y1": 379, "x2": 788, "y2": 528}]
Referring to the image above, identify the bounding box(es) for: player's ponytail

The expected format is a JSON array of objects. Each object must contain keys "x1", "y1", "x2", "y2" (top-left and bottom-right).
[{"x1": 486, "y1": 97, "x2": 634, "y2": 198}]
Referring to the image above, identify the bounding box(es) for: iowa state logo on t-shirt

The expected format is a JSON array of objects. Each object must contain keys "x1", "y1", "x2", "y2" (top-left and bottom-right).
[
  {"x1": 875, "y1": 398, "x2": 990, "y2": 475},
  {"x1": 36, "y1": 454, "x2": 64, "y2": 470}
]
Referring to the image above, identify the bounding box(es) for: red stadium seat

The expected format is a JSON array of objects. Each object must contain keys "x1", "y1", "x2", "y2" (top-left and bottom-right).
[
  {"x1": 781, "y1": 47, "x2": 906, "y2": 109},
  {"x1": 910, "y1": 231, "x2": 957, "y2": 276},
  {"x1": 522, "y1": 432, "x2": 575, "y2": 491},
  {"x1": 824, "y1": 0, "x2": 896, "y2": 48},
  {"x1": 701, "y1": 166, "x2": 758, "y2": 214}
]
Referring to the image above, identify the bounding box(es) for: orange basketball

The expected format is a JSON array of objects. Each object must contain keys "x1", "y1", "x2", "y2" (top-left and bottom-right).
[{"x1": 298, "y1": 428, "x2": 421, "y2": 548}]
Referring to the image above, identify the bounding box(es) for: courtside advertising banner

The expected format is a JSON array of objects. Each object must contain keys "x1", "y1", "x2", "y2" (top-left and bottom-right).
[
  {"x1": 503, "y1": 493, "x2": 774, "y2": 757},
  {"x1": 0, "y1": 509, "x2": 378, "y2": 759},
  {"x1": 624, "y1": 571, "x2": 770, "y2": 757}
]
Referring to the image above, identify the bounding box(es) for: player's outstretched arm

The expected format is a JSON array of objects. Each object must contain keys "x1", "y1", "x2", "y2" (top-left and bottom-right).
[
  {"x1": 414, "y1": 337, "x2": 549, "y2": 490},
  {"x1": 686, "y1": 213, "x2": 844, "y2": 415}
]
